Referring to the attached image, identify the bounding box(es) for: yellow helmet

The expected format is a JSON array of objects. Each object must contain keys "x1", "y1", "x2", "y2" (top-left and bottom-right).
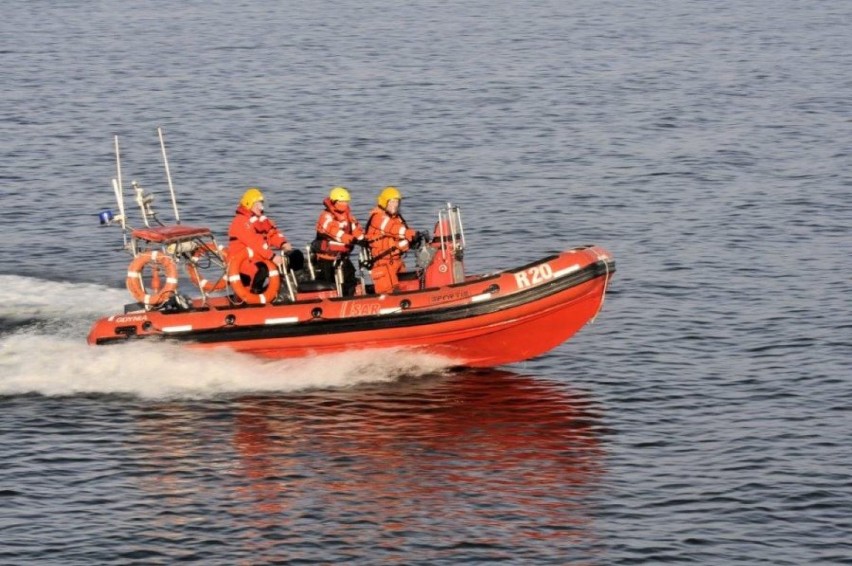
[
  {"x1": 329, "y1": 186, "x2": 351, "y2": 202},
  {"x1": 377, "y1": 186, "x2": 401, "y2": 208},
  {"x1": 240, "y1": 187, "x2": 264, "y2": 208}
]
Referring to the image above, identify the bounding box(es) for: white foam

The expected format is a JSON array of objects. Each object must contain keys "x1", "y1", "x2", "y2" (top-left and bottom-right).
[
  {"x1": 0, "y1": 329, "x2": 454, "y2": 400},
  {"x1": 0, "y1": 275, "x2": 127, "y2": 322},
  {"x1": 0, "y1": 275, "x2": 456, "y2": 398}
]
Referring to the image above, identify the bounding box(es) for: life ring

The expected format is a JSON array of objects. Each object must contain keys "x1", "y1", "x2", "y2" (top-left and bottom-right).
[
  {"x1": 227, "y1": 247, "x2": 280, "y2": 305},
  {"x1": 126, "y1": 251, "x2": 179, "y2": 307},
  {"x1": 186, "y1": 242, "x2": 228, "y2": 293}
]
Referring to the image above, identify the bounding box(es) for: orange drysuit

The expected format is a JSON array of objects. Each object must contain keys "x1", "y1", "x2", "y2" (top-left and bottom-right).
[
  {"x1": 228, "y1": 205, "x2": 288, "y2": 278},
  {"x1": 314, "y1": 198, "x2": 365, "y2": 260},
  {"x1": 365, "y1": 206, "x2": 417, "y2": 294}
]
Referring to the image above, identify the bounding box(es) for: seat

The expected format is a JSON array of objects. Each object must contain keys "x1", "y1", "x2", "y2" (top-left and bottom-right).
[{"x1": 298, "y1": 280, "x2": 337, "y2": 293}]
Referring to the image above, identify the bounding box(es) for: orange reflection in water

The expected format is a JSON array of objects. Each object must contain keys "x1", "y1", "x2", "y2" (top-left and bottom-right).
[
  {"x1": 230, "y1": 369, "x2": 607, "y2": 558},
  {"x1": 129, "y1": 370, "x2": 606, "y2": 561}
]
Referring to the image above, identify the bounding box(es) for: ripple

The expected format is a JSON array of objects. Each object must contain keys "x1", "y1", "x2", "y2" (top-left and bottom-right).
[{"x1": 2, "y1": 0, "x2": 850, "y2": 563}]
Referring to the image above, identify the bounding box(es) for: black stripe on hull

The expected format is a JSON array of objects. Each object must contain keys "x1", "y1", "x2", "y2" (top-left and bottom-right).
[{"x1": 98, "y1": 259, "x2": 615, "y2": 345}]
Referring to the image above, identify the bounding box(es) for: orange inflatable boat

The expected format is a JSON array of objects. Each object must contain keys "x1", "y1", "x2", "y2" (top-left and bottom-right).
[{"x1": 88, "y1": 134, "x2": 615, "y2": 367}]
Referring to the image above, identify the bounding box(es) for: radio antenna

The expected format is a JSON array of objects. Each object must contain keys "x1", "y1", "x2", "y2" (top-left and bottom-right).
[
  {"x1": 114, "y1": 135, "x2": 124, "y2": 198},
  {"x1": 158, "y1": 126, "x2": 181, "y2": 224},
  {"x1": 113, "y1": 136, "x2": 128, "y2": 247}
]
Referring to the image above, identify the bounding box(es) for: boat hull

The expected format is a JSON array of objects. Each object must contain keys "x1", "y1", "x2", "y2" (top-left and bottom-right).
[{"x1": 88, "y1": 246, "x2": 615, "y2": 367}]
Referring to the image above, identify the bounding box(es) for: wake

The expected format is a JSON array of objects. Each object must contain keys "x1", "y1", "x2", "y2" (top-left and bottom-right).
[{"x1": 0, "y1": 275, "x2": 453, "y2": 399}]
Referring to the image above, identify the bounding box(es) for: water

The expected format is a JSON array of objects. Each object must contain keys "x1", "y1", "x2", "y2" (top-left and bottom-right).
[{"x1": 2, "y1": 0, "x2": 850, "y2": 563}]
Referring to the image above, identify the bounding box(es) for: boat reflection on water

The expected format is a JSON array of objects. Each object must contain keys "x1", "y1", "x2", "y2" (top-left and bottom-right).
[
  {"x1": 233, "y1": 369, "x2": 606, "y2": 552},
  {"x1": 132, "y1": 369, "x2": 607, "y2": 560}
]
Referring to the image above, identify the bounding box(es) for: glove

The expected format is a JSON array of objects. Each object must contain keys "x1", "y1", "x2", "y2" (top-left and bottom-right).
[
  {"x1": 411, "y1": 232, "x2": 423, "y2": 246},
  {"x1": 355, "y1": 238, "x2": 370, "y2": 249}
]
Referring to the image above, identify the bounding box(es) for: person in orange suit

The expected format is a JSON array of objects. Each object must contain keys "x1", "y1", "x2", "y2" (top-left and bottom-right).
[
  {"x1": 228, "y1": 187, "x2": 296, "y2": 294},
  {"x1": 313, "y1": 186, "x2": 366, "y2": 296},
  {"x1": 365, "y1": 186, "x2": 421, "y2": 294}
]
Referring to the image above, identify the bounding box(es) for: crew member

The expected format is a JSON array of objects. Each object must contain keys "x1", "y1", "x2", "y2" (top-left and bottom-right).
[
  {"x1": 313, "y1": 186, "x2": 365, "y2": 296},
  {"x1": 228, "y1": 187, "x2": 299, "y2": 295},
  {"x1": 365, "y1": 186, "x2": 421, "y2": 294}
]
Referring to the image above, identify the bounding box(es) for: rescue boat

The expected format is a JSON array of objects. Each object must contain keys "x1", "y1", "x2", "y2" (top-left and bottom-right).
[{"x1": 87, "y1": 132, "x2": 615, "y2": 367}]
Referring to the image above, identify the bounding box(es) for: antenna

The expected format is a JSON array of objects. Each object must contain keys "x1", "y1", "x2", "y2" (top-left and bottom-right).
[
  {"x1": 114, "y1": 135, "x2": 124, "y2": 198},
  {"x1": 112, "y1": 136, "x2": 128, "y2": 247},
  {"x1": 111, "y1": 178, "x2": 128, "y2": 245},
  {"x1": 158, "y1": 126, "x2": 180, "y2": 224}
]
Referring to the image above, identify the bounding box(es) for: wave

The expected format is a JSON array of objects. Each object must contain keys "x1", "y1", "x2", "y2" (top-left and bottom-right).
[
  {"x1": 0, "y1": 275, "x2": 454, "y2": 399},
  {"x1": 0, "y1": 275, "x2": 128, "y2": 327}
]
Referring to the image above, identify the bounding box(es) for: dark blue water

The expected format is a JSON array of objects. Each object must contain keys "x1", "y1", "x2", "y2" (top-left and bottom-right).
[{"x1": 2, "y1": 1, "x2": 850, "y2": 563}]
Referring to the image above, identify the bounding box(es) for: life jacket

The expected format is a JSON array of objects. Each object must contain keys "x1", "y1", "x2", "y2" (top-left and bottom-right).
[
  {"x1": 314, "y1": 198, "x2": 364, "y2": 260},
  {"x1": 365, "y1": 206, "x2": 417, "y2": 264},
  {"x1": 228, "y1": 205, "x2": 288, "y2": 273}
]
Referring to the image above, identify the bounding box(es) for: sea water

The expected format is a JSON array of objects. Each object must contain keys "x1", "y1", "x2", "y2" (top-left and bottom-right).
[{"x1": 1, "y1": 1, "x2": 850, "y2": 563}]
